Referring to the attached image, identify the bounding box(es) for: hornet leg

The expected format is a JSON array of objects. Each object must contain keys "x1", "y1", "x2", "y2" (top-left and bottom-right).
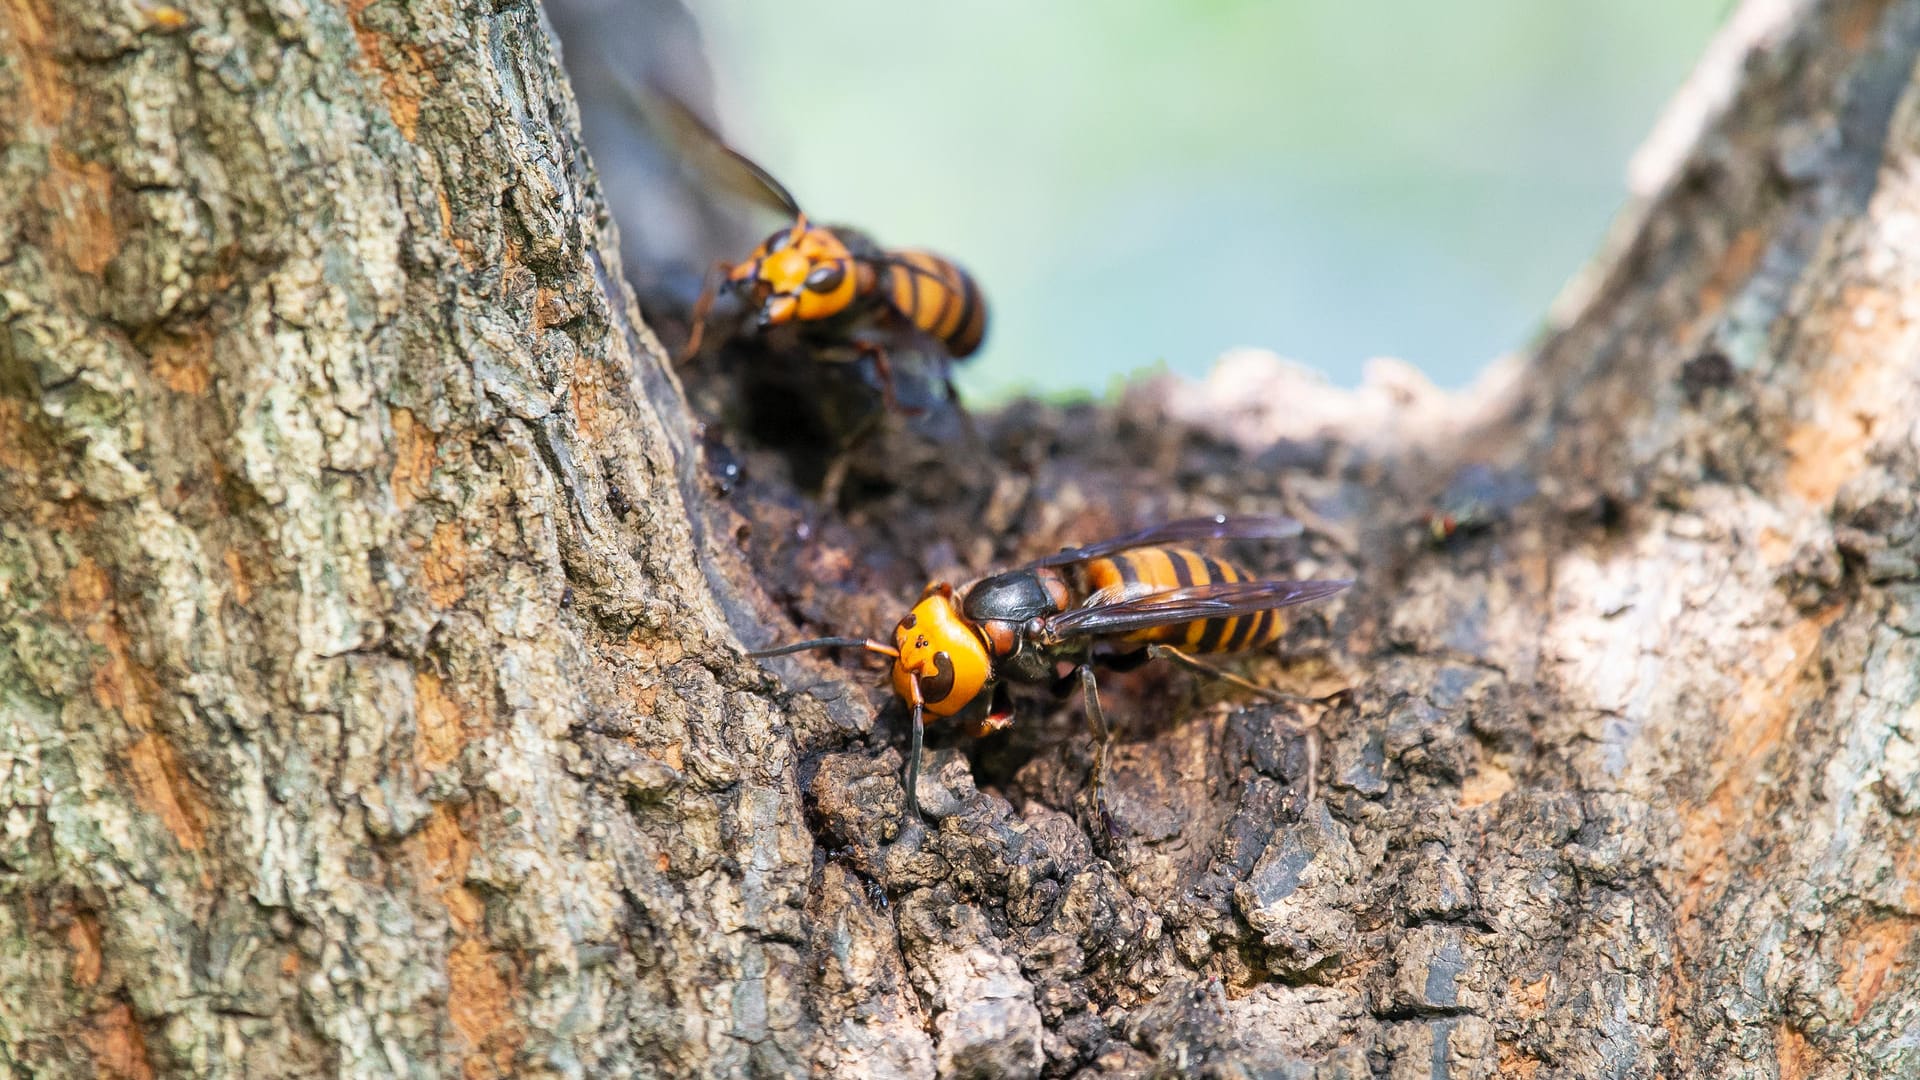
[
  {"x1": 939, "y1": 355, "x2": 983, "y2": 445},
  {"x1": 1146, "y1": 644, "x2": 1278, "y2": 699},
  {"x1": 965, "y1": 682, "x2": 1017, "y2": 738},
  {"x1": 1079, "y1": 662, "x2": 1116, "y2": 838},
  {"x1": 904, "y1": 675, "x2": 926, "y2": 823},
  {"x1": 1146, "y1": 644, "x2": 1334, "y2": 805},
  {"x1": 1145, "y1": 644, "x2": 1336, "y2": 707},
  {"x1": 817, "y1": 407, "x2": 886, "y2": 509},
  {"x1": 854, "y1": 340, "x2": 902, "y2": 413},
  {"x1": 680, "y1": 259, "x2": 734, "y2": 363}
]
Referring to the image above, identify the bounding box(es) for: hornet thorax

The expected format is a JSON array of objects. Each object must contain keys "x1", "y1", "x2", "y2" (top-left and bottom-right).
[{"x1": 959, "y1": 567, "x2": 1074, "y2": 684}]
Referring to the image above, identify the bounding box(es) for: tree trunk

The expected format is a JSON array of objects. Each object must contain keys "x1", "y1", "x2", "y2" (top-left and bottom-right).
[{"x1": 4, "y1": 0, "x2": 1919, "y2": 1077}]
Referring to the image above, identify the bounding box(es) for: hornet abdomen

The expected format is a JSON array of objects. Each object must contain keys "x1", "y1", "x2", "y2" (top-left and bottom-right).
[
  {"x1": 1080, "y1": 546, "x2": 1284, "y2": 654},
  {"x1": 885, "y1": 250, "x2": 988, "y2": 358}
]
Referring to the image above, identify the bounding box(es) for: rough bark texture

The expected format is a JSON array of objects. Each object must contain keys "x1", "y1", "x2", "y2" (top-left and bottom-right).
[{"x1": 5, "y1": 0, "x2": 1920, "y2": 1078}]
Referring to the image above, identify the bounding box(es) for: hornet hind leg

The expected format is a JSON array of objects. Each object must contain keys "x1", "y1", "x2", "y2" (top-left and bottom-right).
[
  {"x1": 1078, "y1": 661, "x2": 1117, "y2": 840},
  {"x1": 679, "y1": 259, "x2": 735, "y2": 362},
  {"x1": 1145, "y1": 644, "x2": 1341, "y2": 805},
  {"x1": 816, "y1": 407, "x2": 886, "y2": 510}
]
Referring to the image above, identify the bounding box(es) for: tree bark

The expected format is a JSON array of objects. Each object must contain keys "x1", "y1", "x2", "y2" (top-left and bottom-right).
[{"x1": 4, "y1": 0, "x2": 1919, "y2": 1077}]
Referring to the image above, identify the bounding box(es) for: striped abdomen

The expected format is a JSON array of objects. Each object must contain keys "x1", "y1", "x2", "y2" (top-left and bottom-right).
[
  {"x1": 885, "y1": 250, "x2": 988, "y2": 358},
  {"x1": 1081, "y1": 546, "x2": 1286, "y2": 654}
]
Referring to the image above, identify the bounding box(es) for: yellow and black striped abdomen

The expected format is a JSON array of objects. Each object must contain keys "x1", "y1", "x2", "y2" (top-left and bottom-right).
[
  {"x1": 1080, "y1": 547, "x2": 1286, "y2": 654},
  {"x1": 885, "y1": 250, "x2": 988, "y2": 358}
]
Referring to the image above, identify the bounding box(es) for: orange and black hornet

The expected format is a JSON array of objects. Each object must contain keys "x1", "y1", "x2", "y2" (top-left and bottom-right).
[
  {"x1": 748, "y1": 516, "x2": 1350, "y2": 820},
  {"x1": 651, "y1": 91, "x2": 987, "y2": 409}
]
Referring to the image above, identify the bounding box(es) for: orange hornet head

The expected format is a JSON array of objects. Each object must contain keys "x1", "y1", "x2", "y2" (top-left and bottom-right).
[
  {"x1": 890, "y1": 583, "x2": 992, "y2": 719},
  {"x1": 738, "y1": 214, "x2": 861, "y2": 328}
]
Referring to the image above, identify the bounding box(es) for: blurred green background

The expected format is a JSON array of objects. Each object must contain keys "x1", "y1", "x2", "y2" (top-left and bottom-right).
[{"x1": 693, "y1": 2, "x2": 1728, "y2": 400}]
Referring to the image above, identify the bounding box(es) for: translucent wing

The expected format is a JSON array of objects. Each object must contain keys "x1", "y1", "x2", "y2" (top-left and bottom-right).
[
  {"x1": 624, "y1": 80, "x2": 803, "y2": 218},
  {"x1": 1023, "y1": 515, "x2": 1304, "y2": 571},
  {"x1": 1042, "y1": 578, "x2": 1350, "y2": 640}
]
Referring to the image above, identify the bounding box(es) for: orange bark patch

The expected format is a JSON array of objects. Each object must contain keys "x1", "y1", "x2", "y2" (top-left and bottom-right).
[
  {"x1": 568, "y1": 347, "x2": 607, "y2": 445},
  {"x1": 0, "y1": 398, "x2": 35, "y2": 477},
  {"x1": 449, "y1": 938, "x2": 521, "y2": 1079},
  {"x1": 14, "y1": 0, "x2": 121, "y2": 278},
  {"x1": 1836, "y1": 916, "x2": 1917, "y2": 1024},
  {"x1": 423, "y1": 520, "x2": 470, "y2": 607},
  {"x1": 1659, "y1": 961, "x2": 1701, "y2": 1073},
  {"x1": 1674, "y1": 808, "x2": 1726, "y2": 928},
  {"x1": 408, "y1": 806, "x2": 522, "y2": 1077},
  {"x1": 117, "y1": 712, "x2": 209, "y2": 852},
  {"x1": 1459, "y1": 759, "x2": 1514, "y2": 809},
  {"x1": 1757, "y1": 526, "x2": 1792, "y2": 569},
  {"x1": 59, "y1": 554, "x2": 112, "y2": 619},
  {"x1": 413, "y1": 669, "x2": 468, "y2": 772},
  {"x1": 68, "y1": 910, "x2": 102, "y2": 988},
  {"x1": 654, "y1": 741, "x2": 685, "y2": 774},
  {"x1": 1836, "y1": 0, "x2": 1894, "y2": 52},
  {"x1": 1887, "y1": 817, "x2": 1920, "y2": 914},
  {"x1": 1495, "y1": 1045, "x2": 1541, "y2": 1080},
  {"x1": 436, "y1": 189, "x2": 476, "y2": 268},
  {"x1": 390, "y1": 408, "x2": 437, "y2": 511},
  {"x1": 533, "y1": 287, "x2": 562, "y2": 330},
  {"x1": 66, "y1": 556, "x2": 211, "y2": 851},
  {"x1": 1509, "y1": 974, "x2": 1548, "y2": 1015},
  {"x1": 1675, "y1": 607, "x2": 1841, "y2": 925},
  {"x1": 145, "y1": 5, "x2": 189, "y2": 31},
  {"x1": 411, "y1": 804, "x2": 483, "y2": 931},
  {"x1": 145, "y1": 327, "x2": 214, "y2": 395},
  {"x1": 1776, "y1": 1021, "x2": 1821, "y2": 1079},
  {"x1": 39, "y1": 148, "x2": 117, "y2": 276},
  {"x1": 1717, "y1": 607, "x2": 1840, "y2": 804},
  {"x1": 1783, "y1": 285, "x2": 1907, "y2": 507},
  {"x1": 413, "y1": 804, "x2": 474, "y2": 884},
  {"x1": 344, "y1": 0, "x2": 439, "y2": 142},
  {"x1": 444, "y1": 877, "x2": 486, "y2": 932},
  {"x1": 81, "y1": 1001, "x2": 155, "y2": 1080},
  {"x1": 3, "y1": 0, "x2": 71, "y2": 128},
  {"x1": 223, "y1": 548, "x2": 254, "y2": 607},
  {"x1": 1691, "y1": 228, "x2": 1766, "y2": 332}
]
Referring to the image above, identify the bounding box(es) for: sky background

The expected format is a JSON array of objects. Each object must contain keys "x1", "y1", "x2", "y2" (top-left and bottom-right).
[{"x1": 691, "y1": 2, "x2": 1730, "y2": 400}]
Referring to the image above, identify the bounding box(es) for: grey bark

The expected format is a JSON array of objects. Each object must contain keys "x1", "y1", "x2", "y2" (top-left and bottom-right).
[{"x1": 2, "y1": 0, "x2": 1918, "y2": 1078}]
